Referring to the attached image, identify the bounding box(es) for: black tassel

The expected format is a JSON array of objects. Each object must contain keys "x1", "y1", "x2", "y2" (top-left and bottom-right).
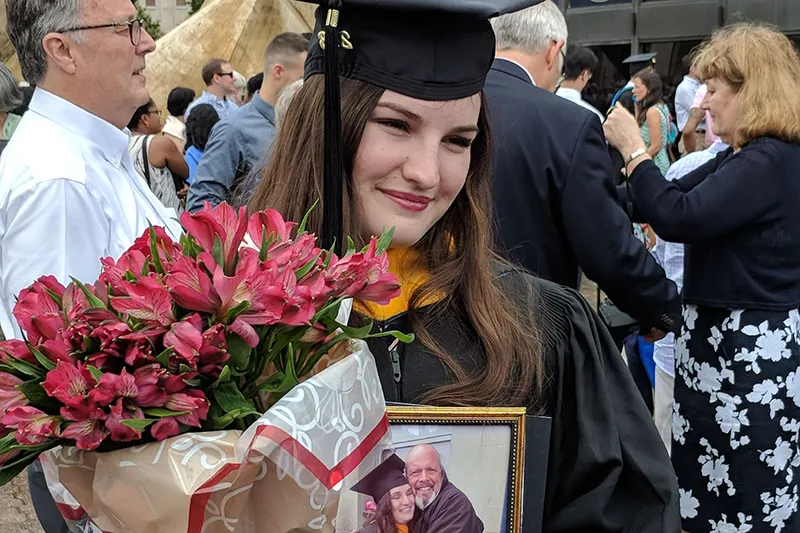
[{"x1": 321, "y1": 1, "x2": 344, "y2": 257}]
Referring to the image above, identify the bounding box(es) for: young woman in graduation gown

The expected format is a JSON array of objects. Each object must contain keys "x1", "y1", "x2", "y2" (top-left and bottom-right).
[{"x1": 249, "y1": 1, "x2": 680, "y2": 531}]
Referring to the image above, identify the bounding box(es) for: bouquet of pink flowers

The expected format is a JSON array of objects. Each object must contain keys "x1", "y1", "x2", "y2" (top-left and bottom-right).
[{"x1": 0, "y1": 202, "x2": 407, "y2": 488}]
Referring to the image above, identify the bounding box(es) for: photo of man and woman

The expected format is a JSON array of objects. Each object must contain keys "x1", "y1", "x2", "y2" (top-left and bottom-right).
[{"x1": 337, "y1": 424, "x2": 512, "y2": 533}]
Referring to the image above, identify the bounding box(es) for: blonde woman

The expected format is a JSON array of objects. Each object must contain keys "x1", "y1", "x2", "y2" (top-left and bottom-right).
[{"x1": 606, "y1": 23, "x2": 800, "y2": 532}]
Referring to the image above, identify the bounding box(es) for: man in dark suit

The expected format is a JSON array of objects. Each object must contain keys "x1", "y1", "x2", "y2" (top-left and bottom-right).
[{"x1": 487, "y1": 1, "x2": 679, "y2": 337}]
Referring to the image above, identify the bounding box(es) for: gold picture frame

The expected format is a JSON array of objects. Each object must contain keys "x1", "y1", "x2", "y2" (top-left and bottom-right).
[{"x1": 386, "y1": 406, "x2": 527, "y2": 533}]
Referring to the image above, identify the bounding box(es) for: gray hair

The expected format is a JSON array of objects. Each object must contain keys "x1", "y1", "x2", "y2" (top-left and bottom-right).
[
  {"x1": 491, "y1": 0, "x2": 568, "y2": 55},
  {"x1": 0, "y1": 63, "x2": 23, "y2": 113},
  {"x1": 6, "y1": 0, "x2": 85, "y2": 84},
  {"x1": 275, "y1": 79, "x2": 303, "y2": 129}
]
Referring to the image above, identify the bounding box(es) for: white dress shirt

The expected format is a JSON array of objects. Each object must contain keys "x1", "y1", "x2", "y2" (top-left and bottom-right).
[
  {"x1": 556, "y1": 87, "x2": 605, "y2": 122},
  {"x1": 674, "y1": 75, "x2": 702, "y2": 131},
  {"x1": 0, "y1": 88, "x2": 182, "y2": 339},
  {"x1": 651, "y1": 139, "x2": 729, "y2": 377}
]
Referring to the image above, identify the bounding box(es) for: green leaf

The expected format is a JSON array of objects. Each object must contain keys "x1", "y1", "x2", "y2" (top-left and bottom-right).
[
  {"x1": 148, "y1": 223, "x2": 165, "y2": 275},
  {"x1": 18, "y1": 380, "x2": 60, "y2": 411},
  {"x1": 27, "y1": 344, "x2": 55, "y2": 371},
  {"x1": 258, "y1": 227, "x2": 270, "y2": 263},
  {"x1": 211, "y1": 235, "x2": 225, "y2": 270},
  {"x1": 226, "y1": 333, "x2": 252, "y2": 371},
  {"x1": 124, "y1": 271, "x2": 138, "y2": 283},
  {"x1": 0, "y1": 432, "x2": 18, "y2": 455},
  {"x1": 296, "y1": 199, "x2": 319, "y2": 236},
  {"x1": 143, "y1": 408, "x2": 189, "y2": 418},
  {"x1": 375, "y1": 226, "x2": 395, "y2": 255},
  {"x1": 182, "y1": 378, "x2": 202, "y2": 387},
  {"x1": 346, "y1": 236, "x2": 356, "y2": 256},
  {"x1": 0, "y1": 452, "x2": 39, "y2": 487},
  {"x1": 212, "y1": 382, "x2": 258, "y2": 417},
  {"x1": 179, "y1": 234, "x2": 201, "y2": 260},
  {"x1": 225, "y1": 301, "x2": 251, "y2": 324},
  {"x1": 86, "y1": 365, "x2": 103, "y2": 382},
  {"x1": 178, "y1": 364, "x2": 194, "y2": 374},
  {"x1": 43, "y1": 289, "x2": 63, "y2": 308},
  {"x1": 323, "y1": 241, "x2": 336, "y2": 269},
  {"x1": 364, "y1": 329, "x2": 415, "y2": 343},
  {"x1": 212, "y1": 365, "x2": 232, "y2": 389},
  {"x1": 120, "y1": 418, "x2": 157, "y2": 431},
  {"x1": 69, "y1": 278, "x2": 106, "y2": 310},
  {"x1": 4, "y1": 355, "x2": 45, "y2": 379},
  {"x1": 155, "y1": 347, "x2": 173, "y2": 367},
  {"x1": 295, "y1": 252, "x2": 322, "y2": 281}
]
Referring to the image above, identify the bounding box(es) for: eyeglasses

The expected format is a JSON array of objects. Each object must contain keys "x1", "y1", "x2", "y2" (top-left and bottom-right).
[
  {"x1": 217, "y1": 72, "x2": 235, "y2": 78},
  {"x1": 59, "y1": 19, "x2": 143, "y2": 47},
  {"x1": 146, "y1": 109, "x2": 162, "y2": 117}
]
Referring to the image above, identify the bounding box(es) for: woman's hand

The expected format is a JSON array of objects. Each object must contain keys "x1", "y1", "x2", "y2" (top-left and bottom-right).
[{"x1": 604, "y1": 103, "x2": 647, "y2": 156}]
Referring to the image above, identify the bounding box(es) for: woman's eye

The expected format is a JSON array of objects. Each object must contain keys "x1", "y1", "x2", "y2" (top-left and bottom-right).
[
  {"x1": 377, "y1": 119, "x2": 410, "y2": 132},
  {"x1": 446, "y1": 136, "x2": 473, "y2": 148}
]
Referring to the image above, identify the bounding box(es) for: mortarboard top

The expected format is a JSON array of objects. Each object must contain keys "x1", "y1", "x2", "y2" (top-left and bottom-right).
[
  {"x1": 350, "y1": 453, "x2": 408, "y2": 502},
  {"x1": 623, "y1": 52, "x2": 657, "y2": 76},
  {"x1": 296, "y1": 0, "x2": 543, "y2": 255}
]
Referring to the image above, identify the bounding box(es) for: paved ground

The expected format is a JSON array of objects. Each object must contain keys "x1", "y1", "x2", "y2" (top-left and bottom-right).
[{"x1": 0, "y1": 472, "x2": 44, "y2": 533}]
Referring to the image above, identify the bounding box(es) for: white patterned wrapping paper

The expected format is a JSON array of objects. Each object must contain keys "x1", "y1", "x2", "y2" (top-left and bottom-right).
[{"x1": 41, "y1": 340, "x2": 391, "y2": 533}]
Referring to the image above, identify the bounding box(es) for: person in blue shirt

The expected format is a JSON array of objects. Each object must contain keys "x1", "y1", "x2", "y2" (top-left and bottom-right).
[
  {"x1": 186, "y1": 32, "x2": 308, "y2": 211},
  {"x1": 182, "y1": 103, "x2": 219, "y2": 185}
]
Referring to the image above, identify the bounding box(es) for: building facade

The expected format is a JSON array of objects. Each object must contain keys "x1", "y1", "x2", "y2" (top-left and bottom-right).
[
  {"x1": 143, "y1": 0, "x2": 191, "y2": 34},
  {"x1": 560, "y1": 0, "x2": 800, "y2": 113}
]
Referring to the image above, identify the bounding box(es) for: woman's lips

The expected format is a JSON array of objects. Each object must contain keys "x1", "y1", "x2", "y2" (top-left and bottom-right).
[{"x1": 380, "y1": 189, "x2": 431, "y2": 212}]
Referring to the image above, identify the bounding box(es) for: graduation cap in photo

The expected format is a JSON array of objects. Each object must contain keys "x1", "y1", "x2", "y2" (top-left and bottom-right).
[
  {"x1": 297, "y1": 0, "x2": 544, "y2": 255},
  {"x1": 623, "y1": 52, "x2": 657, "y2": 77},
  {"x1": 350, "y1": 453, "x2": 408, "y2": 502}
]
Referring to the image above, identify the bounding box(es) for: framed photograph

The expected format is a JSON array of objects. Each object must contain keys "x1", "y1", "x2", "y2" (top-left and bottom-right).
[{"x1": 335, "y1": 406, "x2": 531, "y2": 533}]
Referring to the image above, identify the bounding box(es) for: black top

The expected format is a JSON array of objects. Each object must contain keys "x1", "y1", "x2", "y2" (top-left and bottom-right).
[
  {"x1": 357, "y1": 272, "x2": 681, "y2": 532},
  {"x1": 485, "y1": 59, "x2": 680, "y2": 332},
  {"x1": 629, "y1": 137, "x2": 800, "y2": 311}
]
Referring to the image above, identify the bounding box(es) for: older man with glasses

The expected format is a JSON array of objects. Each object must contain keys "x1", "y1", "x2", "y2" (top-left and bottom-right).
[
  {"x1": 183, "y1": 58, "x2": 240, "y2": 120},
  {"x1": 0, "y1": 0, "x2": 182, "y2": 531}
]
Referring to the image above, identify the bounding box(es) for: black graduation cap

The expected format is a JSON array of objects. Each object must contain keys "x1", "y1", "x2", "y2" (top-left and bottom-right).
[
  {"x1": 298, "y1": 0, "x2": 544, "y2": 254},
  {"x1": 623, "y1": 52, "x2": 657, "y2": 77},
  {"x1": 351, "y1": 453, "x2": 408, "y2": 502}
]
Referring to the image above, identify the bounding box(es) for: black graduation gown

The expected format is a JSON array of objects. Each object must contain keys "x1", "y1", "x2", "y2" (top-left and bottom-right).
[{"x1": 357, "y1": 272, "x2": 680, "y2": 533}]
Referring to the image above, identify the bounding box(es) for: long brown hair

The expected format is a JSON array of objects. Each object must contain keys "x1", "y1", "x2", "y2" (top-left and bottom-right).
[
  {"x1": 249, "y1": 75, "x2": 545, "y2": 410},
  {"x1": 633, "y1": 71, "x2": 664, "y2": 127},
  {"x1": 372, "y1": 489, "x2": 411, "y2": 533}
]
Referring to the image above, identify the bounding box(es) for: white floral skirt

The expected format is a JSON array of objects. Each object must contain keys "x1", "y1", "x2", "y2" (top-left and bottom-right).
[{"x1": 674, "y1": 304, "x2": 800, "y2": 533}]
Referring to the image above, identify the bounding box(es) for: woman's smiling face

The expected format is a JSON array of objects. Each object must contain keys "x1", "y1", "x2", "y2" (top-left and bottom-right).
[{"x1": 351, "y1": 89, "x2": 481, "y2": 248}]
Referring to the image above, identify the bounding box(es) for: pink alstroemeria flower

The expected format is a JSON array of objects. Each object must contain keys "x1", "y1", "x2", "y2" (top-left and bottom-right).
[
  {"x1": 111, "y1": 276, "x2": 175, "y2": 326},
  {"x1": 327, "y1": 240, "x2": 401, "y2": 305},
  {"x1": 166, "y1": 255, "x2": 220, "y2": 314},
  {"x1": 42, "y1": 361, "x2": 96, "y2": 407},
  {"x1": 0, "y1": 339, "x2": 36, "y2": 364},
  {"x1": 2, "y1": 406, "x2": 61, "y2": 445},
  {"x1": 13, "y1": 276, "x2": 67, "y2": 344},
  {"x1": 151, "y1": 417, "x2": 180, "y2": 441},
  {"x1": 128, "y1": 225, "x2": 183, "y2": 263},
  {"x1": 165, "y1": 390, "x2": 209, "y2": 427},
  {"x1": 61, "y1": 418, "x2": 108, "y2": 450},
  {"x1": 247, "y1": 209, "x2": 295, "y2": 249},
  {"x1": 180, "y1": 202, "x2": 248, "y2": 273},
  {"x1": 133, "y1": 365, "x2": 168, "y2": 407},
  {"x1": 0, "y1": 372, "x2": 27, "y2": 417},
  {"x1": 100, "y1": 249, "x2": 149, "y2": 289},
  {"x1": 90, "y1": 369, "x2": 138, "y2": 406},
  {"x1": 104, "y1": 399, "x2": 145, "y2": 442}
]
